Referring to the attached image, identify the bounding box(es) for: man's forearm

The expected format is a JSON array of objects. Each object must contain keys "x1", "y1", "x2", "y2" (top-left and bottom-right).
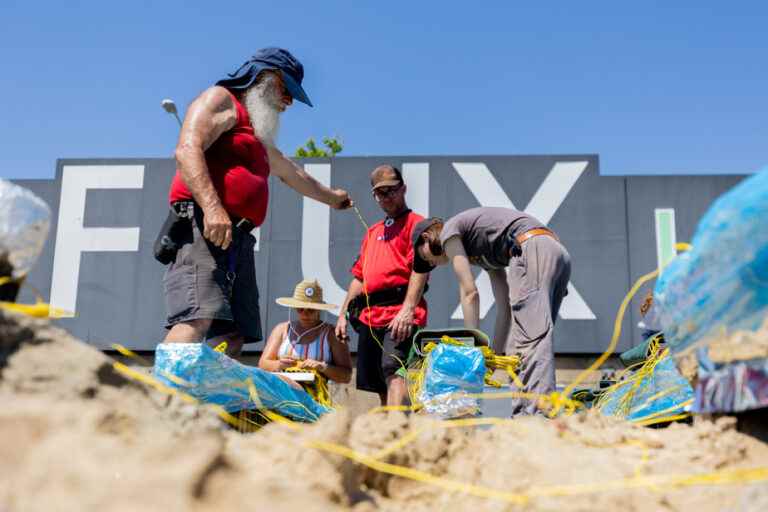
[
  {"x1": 493, "y1": 311, "x2": 510, "y2": 354},
  {"x1": 176, "y1": 146, "x2": 222, "y2": 211},
  {"x1": 460, "y1": 289, "x2": 480, "y2": 329},
  {"x1": 269, "y1": 147, "x2": 337, "y2": 205},
  {"x1": 487, "y1": 269, "x2": 510, "y2": 354},
  {"x1": 402, "y1": 272, "x2": 428, "y2": 311},
  {"x1": 340, "y1": 278, "x2": 364, "y2": 314}
]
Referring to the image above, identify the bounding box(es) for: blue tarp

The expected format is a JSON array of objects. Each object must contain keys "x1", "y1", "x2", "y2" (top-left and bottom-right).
[{"x1": 154, "y1": 343, "x2": 329, "y2": 422}]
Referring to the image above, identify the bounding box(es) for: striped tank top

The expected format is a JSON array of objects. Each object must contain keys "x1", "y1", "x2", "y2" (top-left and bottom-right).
[{"x1": 277, "y1": 322, "x2": 333, "y2": 364}]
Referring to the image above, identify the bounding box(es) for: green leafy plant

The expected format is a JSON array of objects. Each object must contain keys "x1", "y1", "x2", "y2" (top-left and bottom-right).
[{"x1": 294, "y1": 136, "x2": 343, "y2": 158}]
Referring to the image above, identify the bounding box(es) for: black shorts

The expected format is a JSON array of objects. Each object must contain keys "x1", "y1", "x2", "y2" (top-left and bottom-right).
[
  {"x1": 356, "y1": 326, "x2": 413, "y2": 394},
  {"x1": 162, "y1": 205, "x2": 262, "y2": 343}
]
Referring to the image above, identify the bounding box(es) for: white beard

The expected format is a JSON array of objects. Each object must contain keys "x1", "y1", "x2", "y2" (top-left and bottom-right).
[{"x1": 243, "y1": 74, "x2": 282, "y2": 147}]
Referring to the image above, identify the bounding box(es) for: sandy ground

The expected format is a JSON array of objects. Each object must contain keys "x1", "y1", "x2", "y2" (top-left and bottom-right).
[{"x1": 2, "y1": 310, "x2": 768, "y2": 512}]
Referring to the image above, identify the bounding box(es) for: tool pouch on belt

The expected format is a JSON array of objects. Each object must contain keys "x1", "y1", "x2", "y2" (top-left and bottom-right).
[
  {"x1": 347, "y1": 284, "x2": 429, "y2": 332},
  {"x1": 153, "y1": 205, "x2": 192, "y2": 265}
]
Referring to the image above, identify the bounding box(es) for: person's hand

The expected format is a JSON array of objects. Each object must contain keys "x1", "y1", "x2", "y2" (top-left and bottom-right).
[
  {"x1": 277, "y1": 357, "x2": 297, "y2": 371},
  {"x1": 299, "y1": 359, "x2": 328, "y2": 373},
  {"x1": 388, "y1": 306, "x2": 415, "y2": 342},
  {"x1": 202, "y1": 204, "x2": 232, "y2": 249},
  {"x1": 335, "y1": 315, "x2": 349, "y2": 341},
  {"x1": 329, "y1": 189, "x2": 353, "y2": 210}
]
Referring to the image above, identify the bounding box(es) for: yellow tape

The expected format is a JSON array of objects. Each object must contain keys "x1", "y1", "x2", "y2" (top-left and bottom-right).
[
  {"x1": 111, "y1": 343, "x2": 151, "y2": 365},
  {"x1": 308, "y1": 438, "x2": 530, "y2": 504},
  {"x1": 0, "y1": 301, "x2": 69, "y2": 318},
  {"x1": 372, "y1": 416, "x2": 524, "y2": 460},
  {"x1": 635, "y1": 413, "x2": 692, "y2": 427},
  {"x1": 0, "y1": 275, "x2": 71, "y2": 318},
  {"x1": 308, "y1": 437, "x2": 768, "y2": 504}
]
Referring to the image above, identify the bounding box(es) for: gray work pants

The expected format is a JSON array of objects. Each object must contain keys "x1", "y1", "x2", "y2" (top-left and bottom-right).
[{"x1": 505, "y1": 235, "x2": 571, "y2": 416}]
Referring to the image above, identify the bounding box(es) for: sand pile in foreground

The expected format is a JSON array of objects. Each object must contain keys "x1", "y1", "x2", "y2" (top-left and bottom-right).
[{"x1": 2, "y1": 311, "x2": 768, "y2": 512}]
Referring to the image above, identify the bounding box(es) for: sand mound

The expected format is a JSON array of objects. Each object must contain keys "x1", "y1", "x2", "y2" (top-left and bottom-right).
[{"x1": 2, "y1": 310, "x2": 768, "y2": 511}]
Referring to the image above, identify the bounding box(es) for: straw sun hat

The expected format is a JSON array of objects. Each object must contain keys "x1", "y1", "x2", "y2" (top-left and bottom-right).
[{"x1": 275, "y1": 279, "x2": 338, "y2": 311}]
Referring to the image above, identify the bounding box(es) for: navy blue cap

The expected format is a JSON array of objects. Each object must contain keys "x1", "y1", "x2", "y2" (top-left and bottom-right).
[{"x1": 216, "y1": 47, "x2": 313, "y2": 107}]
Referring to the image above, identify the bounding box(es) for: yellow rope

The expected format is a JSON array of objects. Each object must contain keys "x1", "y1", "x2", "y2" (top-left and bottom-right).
[
  {"x1": 307, "y1": 437, "x2": 768, "y2": 504},
  {"x1": 371, "y1": 416, "x2": 525, "y2": 460},
  {"x1": 283, "y1": 366, "x2": 333, "y2": 407},
  {"x1": 0, "y1": 275, "x2": 70, "y2": 318}
]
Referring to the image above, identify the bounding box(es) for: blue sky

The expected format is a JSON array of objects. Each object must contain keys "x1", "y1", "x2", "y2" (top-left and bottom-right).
[{"x1": 1, "y1": 1, "x2": 765, "y2": 179}]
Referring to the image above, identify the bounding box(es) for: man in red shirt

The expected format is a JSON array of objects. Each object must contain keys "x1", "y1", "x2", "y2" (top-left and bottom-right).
[
  {"x1": 161, "y1": 48, "x2": 351, "y2": 356},
  {"x1": 335, "y1": 165, "x2": 428, "y2": 405}
]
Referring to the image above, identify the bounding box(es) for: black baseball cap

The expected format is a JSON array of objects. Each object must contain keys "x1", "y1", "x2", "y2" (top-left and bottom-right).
[{"x1": 412, "y1": 217, "x2": 443, "y2": 274}]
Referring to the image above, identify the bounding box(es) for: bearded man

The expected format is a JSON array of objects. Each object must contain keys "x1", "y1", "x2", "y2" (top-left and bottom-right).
[{"x1": 160, "y1": 47, "x2": 351, "y2": 356}]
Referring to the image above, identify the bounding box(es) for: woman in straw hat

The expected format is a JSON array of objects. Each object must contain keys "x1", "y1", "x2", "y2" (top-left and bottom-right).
[{"x1": 259, "y1": 279, "x2": 352, "y2": 383}]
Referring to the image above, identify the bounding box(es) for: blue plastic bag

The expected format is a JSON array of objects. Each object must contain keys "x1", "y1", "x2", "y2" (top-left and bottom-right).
[
  {"x1": 154, "y1": 343, "x2": 329, "y2": 422},
  {"x1": 599, "y1": 353, "x2": 694, "y2": 422},
  {"x1": 419, "y1": 343, "x2": 486, "y2": 417},
  {"x1": 654, "y1": 168, "x2": 768, "y2": 354},
  {"x1": 653, "y1": 168, "x2": 768, "y2": 413}
]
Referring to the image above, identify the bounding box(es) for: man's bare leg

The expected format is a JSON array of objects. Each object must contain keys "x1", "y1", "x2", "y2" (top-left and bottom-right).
[
  {"x1": 164, "y1": 318, "x2": 212, "y2": 342},
  {"x1": 386, "y1": 375, "x2": 408, "y2": 406}
]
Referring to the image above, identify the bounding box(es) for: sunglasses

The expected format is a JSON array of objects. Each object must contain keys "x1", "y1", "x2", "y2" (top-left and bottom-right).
[
  {"x1": 296, "y1": 308, "x2": 318, "y2": 314},
  {"x1": 372, "y1": 184, "x2": 403, "y2": 199}
]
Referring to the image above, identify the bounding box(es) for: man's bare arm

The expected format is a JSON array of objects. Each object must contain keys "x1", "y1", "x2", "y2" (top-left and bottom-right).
[
  {"x1": 388, "y1": 271, "x2": 428, "y2": 341},
  {"x1": 444, "y1": 236, "x2": 480, "y2": 329},
  {"x1": 488, "y1": 269, "x2": 510, "y2": 354},
  {"x1": 339, "y1": 277, "x2": 364, "y2": 316},
  {"x1": 266, "y1": 145, "x2": 351, "y2": 209},
  {"x1": 335, "y1": 277, "x2": 364, "y2": 340},
  {"x1": 174, "y1": 86, "x2": 238, "y2": 248}
]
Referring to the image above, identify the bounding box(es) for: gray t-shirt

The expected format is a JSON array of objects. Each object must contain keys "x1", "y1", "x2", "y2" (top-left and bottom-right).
[{"x1": 440, "y1": 207, "x2": 543, "y2": 270}]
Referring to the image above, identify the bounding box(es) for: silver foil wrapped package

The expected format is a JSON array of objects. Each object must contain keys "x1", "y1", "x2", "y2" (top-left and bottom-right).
[{"x1": 0, "y1": 179, "x2": 51, "y2": 277}]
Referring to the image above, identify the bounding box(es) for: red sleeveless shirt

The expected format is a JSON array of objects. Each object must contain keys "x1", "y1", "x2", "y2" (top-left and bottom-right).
[{"x1": 168, "y1": 90, "x2": 270, "y2": 226}]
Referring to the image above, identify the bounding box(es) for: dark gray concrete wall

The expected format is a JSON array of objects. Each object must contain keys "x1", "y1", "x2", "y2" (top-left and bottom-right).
[{"x1": 12, "y1": 156, "x2": 742, "y2": 354}]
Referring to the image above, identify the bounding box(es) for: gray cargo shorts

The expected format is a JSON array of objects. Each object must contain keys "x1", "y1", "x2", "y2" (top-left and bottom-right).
[{"x1": 163, "y1": 203, "x2": 262, "y2": 342}]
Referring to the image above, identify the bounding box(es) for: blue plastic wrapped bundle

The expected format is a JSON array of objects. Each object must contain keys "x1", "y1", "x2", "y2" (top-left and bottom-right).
[
  {"x1": 419, "y1": 343, "x2": 486, "y2": 418},
  {"x1": 599, "y1": 353, "x2": 694, "y2": 422},
  {"x1": 654, "y1": 168, "x2": 768, "y2": 353},
  {"x1": 154, "y1": 343, "x2": 330, "y2": 422},
  {"x1": 653, "y1": 168, "x2": 768, "y2": 413}
]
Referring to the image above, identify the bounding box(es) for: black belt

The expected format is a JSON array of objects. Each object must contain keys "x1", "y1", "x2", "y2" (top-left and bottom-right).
[
  {"x1": 171, "y1": 201, "x2": 255, "y2": 233},
  {"x1": 346, "y1": 284, "x2": 429, "y2": 332}
]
